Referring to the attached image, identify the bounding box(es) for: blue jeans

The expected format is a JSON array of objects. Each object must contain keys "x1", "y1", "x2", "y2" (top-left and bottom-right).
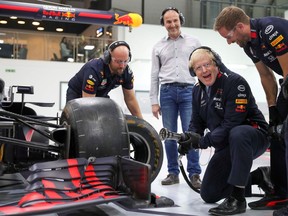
[{"x1": 160, "y1": 84, "x2": 201, "y2": 177}]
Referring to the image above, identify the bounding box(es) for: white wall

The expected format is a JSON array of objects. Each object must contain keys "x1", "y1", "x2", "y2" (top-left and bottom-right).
[
  {"x1": 0, "y1": 58, "x2": 126, "y2": 117},
  {"x1": 1, "y1": 24, "x2": 279, "y2": 118}
]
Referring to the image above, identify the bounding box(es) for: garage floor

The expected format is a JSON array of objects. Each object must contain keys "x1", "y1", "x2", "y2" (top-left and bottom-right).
[{"x1": 56, "y1": 115, "x2": 274, "y2": 216}]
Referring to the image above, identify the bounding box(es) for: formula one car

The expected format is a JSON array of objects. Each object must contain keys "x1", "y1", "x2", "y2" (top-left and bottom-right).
[{"x1": 0, "y1": 86, "x2": 164, "y2": 215}]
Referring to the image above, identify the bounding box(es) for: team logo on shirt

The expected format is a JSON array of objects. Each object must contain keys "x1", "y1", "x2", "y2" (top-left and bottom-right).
[
  {"x1": 214, "y1": 102, "x2": 223, "y2": 110},
  {"x1": 88, "y1": 75, "x2": 96, "y2": 82},
  {"x1": 237, "y1": 85, "x2": 245, "y2": 92},
  {"x1": 235, "y1": 99, "x2": 248, "y2": 104},
  {"x1": 264, "y1": 25, "x2": 274, "y2": 34},
  {"x1": 263, "y1": 50, "x2": 272, "y2": 57},
  {"x1": 84, "y1": 79, "x2": 95, "y2": 92},
  {"x1": 270, "y1": 35, "x2": 284, "y2": 47},
  {"x1": 101, "y1": 79, "x2": 107, "y2": 86},
  {"x1": 235, "y1": 105, "x2": 246, "y2": 113},
  {"x1": 275, "y1": 43, "x2": 288, "y2": 53},
  {"x1": 237, "y1": 93, "x2": 246, "y2": 97},
  {"x1": 269, "y1": 31, "x2": 279, "y2": 41}
]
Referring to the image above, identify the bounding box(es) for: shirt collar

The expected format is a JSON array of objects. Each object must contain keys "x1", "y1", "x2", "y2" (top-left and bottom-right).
[
  {"x1": 164, "y1": 32, "x2": 184, "y2": 41},
  {"x1": 247, "y1": 19, "x2": 259, "y2": 47}
]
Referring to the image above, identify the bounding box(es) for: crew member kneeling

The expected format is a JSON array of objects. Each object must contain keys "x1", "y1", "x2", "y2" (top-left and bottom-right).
[{"x1": 178, "y1": 46, "x2": 270, "y2": 215}]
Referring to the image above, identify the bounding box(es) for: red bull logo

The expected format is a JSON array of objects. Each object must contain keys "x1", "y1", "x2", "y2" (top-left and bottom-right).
[
  {"x1": 42, "y1": 9, "x2": 76, "y2": 21},
  {"x1": 113, "y1": 13, "x2": 142, "y2": 27},
  {"x1": 43, "y1": 10, "x2": 61, "y2": 17},
  {"x1": 275, "y1": 42, "x2": 287, "y2": 52},
  {"x1": 62, "y1": 12, "x2": 75, "y2": 19},
  {"x1": 235, "y1": 105, "x2": 246, "y2": 113}
]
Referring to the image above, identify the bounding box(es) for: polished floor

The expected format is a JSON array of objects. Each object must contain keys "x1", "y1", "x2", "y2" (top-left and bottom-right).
[{"x1": 53, "y1": 114, "x2": 274, "y2": 216}]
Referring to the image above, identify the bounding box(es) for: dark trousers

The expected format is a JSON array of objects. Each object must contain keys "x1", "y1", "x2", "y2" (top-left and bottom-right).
[
  {"x1": 200, "y1": 125, "x2": 269, "y2": 203},
  {"x1": 272, "y1": 90, "x2": 288, "y2": 197}
]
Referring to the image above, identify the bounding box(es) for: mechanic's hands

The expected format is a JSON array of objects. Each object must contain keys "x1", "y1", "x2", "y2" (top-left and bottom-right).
[
  {"x1": 177, "y1": 131, "x2": 201, "y2": 155},
  {"x1": 281, "y1": 76, "x2": 288, "y2": 99},
  {"x1": 268, "y1": 106, "x2": 283, "y2": 139}
]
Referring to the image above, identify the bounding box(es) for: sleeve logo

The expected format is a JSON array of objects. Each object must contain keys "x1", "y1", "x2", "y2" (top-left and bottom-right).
[{"x1": 271, "y1": 35, "x2": 284, "y2": 47}]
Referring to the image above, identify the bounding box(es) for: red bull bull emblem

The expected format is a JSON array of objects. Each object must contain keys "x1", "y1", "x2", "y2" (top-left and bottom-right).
[{"x1": 113, "y1": 13, "x2": 142, "y2": 27}]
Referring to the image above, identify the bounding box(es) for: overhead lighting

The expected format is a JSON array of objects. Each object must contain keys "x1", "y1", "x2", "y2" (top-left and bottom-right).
[
  {"x1": 96, "y1": 27, "x2": 104, "y2": 37},
  {"x1": 10, "y1": 16, "x2": 17, "y2": 19},
  {"x1": 84, "y1": 45, "x2": 95, "y2": 50},
  {"x1": 0, "y1": 20, "x2": 7, "y2": 24},
  {"x1": 56, "y1": 28, "x2": 63, "y2": 32},
  {"x1": 32, "y1": 21, "x2": 40, "y2": 26},
  {"x1": 37, "y1": 26, "x2": 44, "y2": 31},
  {"x1": 106, "y1": 26, "x2": 112, "y2": 38},
  {"x1": 0, "y1": 40, "x2": 4, "y2": 43},
  {"x1": 18, "y1": 20, "x2": 25, "y2": 24}
]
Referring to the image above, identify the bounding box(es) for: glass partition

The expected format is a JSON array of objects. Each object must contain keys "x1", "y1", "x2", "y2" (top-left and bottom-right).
[{"x1": 0, "y1": 30, "x2": 112, "y2": 62}]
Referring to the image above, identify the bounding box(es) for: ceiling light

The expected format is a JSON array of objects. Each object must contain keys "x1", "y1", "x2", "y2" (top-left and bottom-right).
[
  {"x1": 37, "y1": 27, "x2": 44, "y2": 31},
  {"x1": 84, "y1": 45, "x2": 95, "y2": 50},
  {"x1": 0, "y1": 20, "x2": 7, "y2": 24},
  {"x1": 96, "y1": 27, "x2": 104, "y2": 37},
  {"x1": 18, "y1": 20, "x2": 25, "y2": 24},
  {"x1": 56, "y1": 28, "x2": 63, "y2": 32},
  {"x1": 32, "y1": 21, "x2": 40, "y2": 26},
  {"x1": 10, "y1": 16, "x2": 17, "y2": 19}
]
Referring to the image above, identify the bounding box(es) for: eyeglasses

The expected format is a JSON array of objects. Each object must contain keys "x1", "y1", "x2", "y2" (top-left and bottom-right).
[
  {"x1": 226, "y1": 26, "x2": 236, "y2": 40},
  {"x1": 111, "y1": 57, "x2": 130, "y2": 65},
  {"x1": 193, "y1": 61, "x2": 214, "y2": 73}
]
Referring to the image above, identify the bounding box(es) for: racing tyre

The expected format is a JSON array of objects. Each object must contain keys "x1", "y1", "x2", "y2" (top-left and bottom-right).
[
  {"x1": 60, "y1": 98, "x2": 130, "y2": 158},
  {"x1": 125, "y1": 115, "x2": 163, "y2": 182}
]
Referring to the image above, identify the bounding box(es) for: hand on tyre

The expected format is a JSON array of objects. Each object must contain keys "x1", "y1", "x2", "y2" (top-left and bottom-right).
[
  {"x1": 177, "y1": 132, "x2": 201, "y2": 155},
  {"x1": 281, "y1": 76, "x2": 288, "y2": 99}
]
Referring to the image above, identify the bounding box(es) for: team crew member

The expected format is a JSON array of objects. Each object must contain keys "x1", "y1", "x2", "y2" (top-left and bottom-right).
[
  {"x1": 177, "y1": 47, "x2": 270, "y2": 215},
  {"x1": 213, "y1": 6, "x2": 288, "y2": 215},
  {"x1": 150, "y1": 7, "x2": 202, "y2": 187},
  {"x1": 66, "y1": 40, "x2": 143, "y2": 119}
]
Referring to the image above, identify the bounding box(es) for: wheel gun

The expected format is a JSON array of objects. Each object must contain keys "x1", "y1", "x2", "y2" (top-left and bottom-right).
[
  {"x1": 159, "y1": 128, "x2": 183, "y2": 141},
  {"x1": 158, "y1": 128, "x2": 201, "y2": 193}
]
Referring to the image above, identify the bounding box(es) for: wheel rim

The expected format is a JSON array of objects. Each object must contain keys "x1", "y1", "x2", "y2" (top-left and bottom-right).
[{"x1": 129, "y1": 132, "x2": 151, "y2": 163}]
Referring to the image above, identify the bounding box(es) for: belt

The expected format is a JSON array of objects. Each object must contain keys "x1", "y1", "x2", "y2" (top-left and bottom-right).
[{"x1": 162, "y1": 82, "x2": 194, "y2": 87}]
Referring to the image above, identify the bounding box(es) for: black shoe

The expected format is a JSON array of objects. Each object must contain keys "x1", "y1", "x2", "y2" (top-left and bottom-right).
[
  {"x1": 248, "y1": 195, "x2": 288, "y2": 210},
  {"x1": 208, "y1": 196, "x2": 246, "y2": 215},
  {"x1": 161, "y1": 174, "x2": 179, "y2": 185},
  {"x1": 273, "y1": 206, "x2": 288, "y2": 216},
  {"x1": 257, "y1": 166, "x2": 274, "y2": 195}
]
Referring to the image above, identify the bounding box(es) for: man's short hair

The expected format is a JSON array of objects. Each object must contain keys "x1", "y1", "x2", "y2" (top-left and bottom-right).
[{"x1": 213, "y1": 6, "x2": 250, "y2": 31}]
